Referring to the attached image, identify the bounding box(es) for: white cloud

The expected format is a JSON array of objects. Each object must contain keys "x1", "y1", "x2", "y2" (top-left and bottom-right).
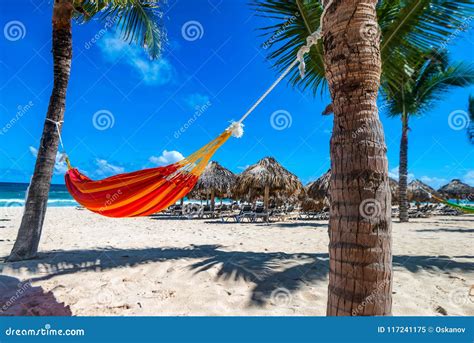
[
  {"x1": 99, "y1": 35, "x2": 174, "y2": 86},
  {"x1": 185, "y1": 93, "x2": 210, "y2": 109},
  {"x1": 420, "y1": 176, "x2": 448, "y2": 190},
  {"x1": 149, "y1": 150, "x2": 184, "y2": 166},
  {"x1": 29, "y1": 146, "x2": 68, "y2": 175},
  {"x1": 95, "y1": 158, "x2": 125, "y2": 176},
  {"x1": 463, "y1": 170, "x2": 474, "y2": 186}
]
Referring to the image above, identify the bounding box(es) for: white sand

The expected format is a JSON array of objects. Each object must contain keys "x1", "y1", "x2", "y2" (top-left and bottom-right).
[{"x1": 0, "y1": 207, "x2": 473, "y2": 316}]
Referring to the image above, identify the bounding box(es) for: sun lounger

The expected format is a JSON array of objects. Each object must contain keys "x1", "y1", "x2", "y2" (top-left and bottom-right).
[{"x1": 253, "y1": 206, "x2": 269, "y2": 222}]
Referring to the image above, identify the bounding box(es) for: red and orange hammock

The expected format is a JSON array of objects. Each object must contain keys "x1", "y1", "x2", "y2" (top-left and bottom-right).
[{"x1": 65, "y1": 128, "x2": 234, "y2": 218}]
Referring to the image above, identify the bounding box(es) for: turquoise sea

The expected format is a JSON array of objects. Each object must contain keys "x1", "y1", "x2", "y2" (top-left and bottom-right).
[
  {"x1": 0, "y1": 182, "x2": 77, "y2": 207},
  {"x1": 0, "y1": 182, "x2": 235, "y2": 207}
]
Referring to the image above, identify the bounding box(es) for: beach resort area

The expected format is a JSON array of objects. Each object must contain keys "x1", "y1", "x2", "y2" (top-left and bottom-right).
[
  {"x1": 1, "y1": 0, "x2": 474, "y2": 324},
  {"x1": 1, "y1": 173, "x2": 473, "y2": 316}
]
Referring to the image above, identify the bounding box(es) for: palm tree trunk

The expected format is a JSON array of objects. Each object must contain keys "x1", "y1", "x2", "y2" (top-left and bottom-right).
[
  {"x1": 323, "y1": 0, "x2": 392, "y2": 315},
  {"x1": 8, "y1": 0, "x2": 73, "y2": 262},
  {"x1": 398, "y1": 113, "x2": 409, "y2": 222},
  {"x1": 264, "y1": 185, "x2": 270, "y2": 210},
  {"x1": 210, "y1": 189, "x2": 215, "y2": 211}
]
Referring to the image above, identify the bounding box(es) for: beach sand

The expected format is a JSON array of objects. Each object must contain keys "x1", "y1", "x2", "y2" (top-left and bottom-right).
[{"x1": 1, "y1": 207, "x2": 473, "y2": 316}]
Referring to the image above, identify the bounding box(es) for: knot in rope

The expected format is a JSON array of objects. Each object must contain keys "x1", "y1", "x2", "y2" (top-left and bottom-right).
[
  {"x1": 296, "y1": 29, "x2": 322, "y2": 79},
  {"x1": 46, "y1": 118, "x2": 72, "y2": 169}
]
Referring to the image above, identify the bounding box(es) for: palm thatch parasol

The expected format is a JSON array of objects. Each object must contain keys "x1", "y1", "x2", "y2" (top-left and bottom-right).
[
  {"x1": 233, "y1": 157, "x2": 303, "y2": 209},
  {"x1": 189, "y1": 161, "x2": 236, "y2": 210},
  {"x1": 305, "y1": 169, "x2": 331, "y2": 203},
  {"x1": 407, "y1": 179, "x2": 438, "y2": 203},
  {"x1": 305, "y1": 170, "x2": 400, "y2": 206},
  {"x1": 438, "y1": 179, "x2": 473, "y2": 200},
  {"x1": 300, "y1": 198, "x2": 325, "y2": 212},
  {"x1": 389, "y1": 178, "x2": 399, "y2": 204}
]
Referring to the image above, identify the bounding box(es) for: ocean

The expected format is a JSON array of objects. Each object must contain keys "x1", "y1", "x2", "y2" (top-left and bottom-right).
[
  {"x1": 0, "y1": 182, "x2": 78, "y2": 207},
  {"x1": 1, "y1": 182, "x2": 471, "y2": 208},
  {"x1": 0, "y1": 182, "x2": 233, "y2": 208}
]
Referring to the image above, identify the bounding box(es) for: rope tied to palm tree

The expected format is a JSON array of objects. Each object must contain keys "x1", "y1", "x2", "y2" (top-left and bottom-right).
[{"x1": 45, "y1": 118, "x2": 72, "y2": 169}]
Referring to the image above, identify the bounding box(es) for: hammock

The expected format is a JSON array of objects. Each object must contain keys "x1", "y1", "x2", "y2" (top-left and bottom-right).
[
  {"x1": 430, "y1": 195, "x2": 474, "y2": 214},
  {"x1": 65, "y1": 129, "x2": 233, "y2": 217},
  {"x1": 58, "y1": 2, "x2": 334, "y2": 218}
]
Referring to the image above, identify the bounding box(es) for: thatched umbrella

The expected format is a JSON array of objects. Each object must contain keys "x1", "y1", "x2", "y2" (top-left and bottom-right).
[
  {"x1": 305, "y1": 170, "x2": 400, "y2": 205},
  {"x1": 233, "y1": 157, "x2": 303, "y2": 209},
  {"x1": 389, "y1": 178, "x2": 399, "y2": 204},
  {"x1": 306, "y1": 169, "x2": 331, "y2": 203},
  {"x1": 189, "y1": 161, "x2": 236, "y2": 210},
  {"x1": 438, "y1": 179, "x2": 473, "y2": 200}
]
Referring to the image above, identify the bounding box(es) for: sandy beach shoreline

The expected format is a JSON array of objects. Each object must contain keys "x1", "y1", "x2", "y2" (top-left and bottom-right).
[{"x1": 1, "y1": 207, "x2": 473, "y2": 316}]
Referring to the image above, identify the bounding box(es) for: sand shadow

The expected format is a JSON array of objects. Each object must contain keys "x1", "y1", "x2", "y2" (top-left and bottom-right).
[
  {"x1": 2, "y1": 246, "x2": 473, "y2": 308},
  {"x1": 415, "y1": 227, "x2": 474, "y2": 233},
  {"x1": 0, "y1": 275, "x2": 71, "y2": 316}
]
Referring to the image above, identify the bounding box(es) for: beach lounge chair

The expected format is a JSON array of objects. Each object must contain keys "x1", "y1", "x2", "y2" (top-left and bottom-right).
[
  {"x1": 171, "y1": 205, "x2": 183, "y2": 217},
  {"x1": 237, "y1": 205, "x2": 255, "y2": 222},
  {"x1": 200, "y1": 205, "x2": 214, "y2": 218},
  {"x1": 182, "y1": 204, "x2": 202, "y2": 219},
  {"x1": 253, "y1": 206, "x2": 269, "y2": 222}
]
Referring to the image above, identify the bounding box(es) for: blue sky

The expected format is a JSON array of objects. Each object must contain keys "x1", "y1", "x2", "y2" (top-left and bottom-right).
[{"x1": 0, "y1": 0, "x2": 473, "y2": 189}]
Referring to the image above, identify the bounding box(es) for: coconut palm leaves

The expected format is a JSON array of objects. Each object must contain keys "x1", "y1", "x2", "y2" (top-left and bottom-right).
[
  {"x1": 74, "y1": 0, "x2": 165, "y2": 58},
  {"x1": 254, "y1": 0, "x2": 474, "y2": 93},
  {"x1": 253, "y1": 0, "x2": 325, "y2": 94},
  {"x1": 384, "y1": 50, "x2": 474, "y2": 117}
]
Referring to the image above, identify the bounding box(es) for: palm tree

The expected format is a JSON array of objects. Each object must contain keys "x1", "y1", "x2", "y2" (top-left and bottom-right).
[
  {"x1": 254, "y1": 0, "x2": 474, "y2": 315},
  {"x1": 384, "y1": 51, "x2": 474, "y2": 222},
  {"x1": 8, "y1": 0, "x2": 165, "y2": 261}
]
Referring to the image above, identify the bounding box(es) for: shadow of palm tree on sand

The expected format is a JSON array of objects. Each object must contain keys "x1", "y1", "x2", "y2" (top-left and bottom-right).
[{"x1": 1, "y1": 245, "x2": 473, "y2": 307}]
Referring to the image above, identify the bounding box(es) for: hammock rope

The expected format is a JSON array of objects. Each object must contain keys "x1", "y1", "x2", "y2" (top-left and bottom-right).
[
  {"x1": 63, "y1": 1, "x2": 333, "y2": 217},
  {"x1": 415, "y1": 187, "x2": 474, "y2": 214}
]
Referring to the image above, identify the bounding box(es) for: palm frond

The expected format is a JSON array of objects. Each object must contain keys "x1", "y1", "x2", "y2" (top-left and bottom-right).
[
  {"x1": 384, "y1": 50, "x2": 474, "y2": 117},
  {"x1": 380, "y1": 0, "x2": 474, "y2": 87},
  {"x1": 74, "y1": 0, "x2": 165, "y2": 59},
  {"x1": 253, "y1": 0, "x2": 326, "y2": 95},
  {"x1": 253, "y1": 0, "x2": 474, "y2": 96}
]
